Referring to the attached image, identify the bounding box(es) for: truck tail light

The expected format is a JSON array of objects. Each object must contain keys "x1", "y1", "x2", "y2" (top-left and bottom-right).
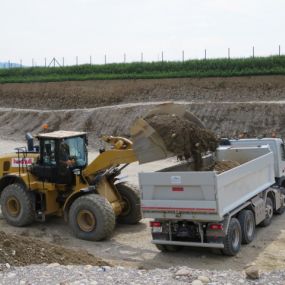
[
  {"x1": 150, "y1": 221, "x2": 161, "y2": 227},
  {"x1": 209, "y1": 223, "x2": 223, "y2": 230}
]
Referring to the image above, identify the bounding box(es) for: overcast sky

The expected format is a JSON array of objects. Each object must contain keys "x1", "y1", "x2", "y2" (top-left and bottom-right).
[{"x1": 1, "y1": 0, "x2": 284, "y2": 66}]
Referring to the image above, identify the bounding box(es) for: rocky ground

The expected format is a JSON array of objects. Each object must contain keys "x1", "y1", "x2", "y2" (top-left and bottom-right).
[{"x1": 0, "y1": 264, "x2": 285, "y2": 285}]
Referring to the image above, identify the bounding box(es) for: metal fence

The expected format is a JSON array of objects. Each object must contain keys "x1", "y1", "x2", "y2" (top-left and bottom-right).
[{"x1": 1, "y1": 45, "x2": 283, "y2": 68}]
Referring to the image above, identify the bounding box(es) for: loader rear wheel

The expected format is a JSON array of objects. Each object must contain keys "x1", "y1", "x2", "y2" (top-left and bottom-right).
[
  {"x1": 0, "y1": 183, "x2": 34, "y2": 227},
  {"x1": 238, "y1": 210, "x2": 255, "y2": 244},
  {"x1": 260, "y1": 197, "x2": 273, "y2": 227},
  {"x1": 116, "y1": 184, "x2": 142, "y2": 224},
  {"x1": 222, "y1": 218, "x2": 241, "y2": 256},
  {"x1": 69, "y1": 194, "x2": 115, "y2": 241}
]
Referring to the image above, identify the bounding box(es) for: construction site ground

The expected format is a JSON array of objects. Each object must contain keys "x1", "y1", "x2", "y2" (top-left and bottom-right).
[
  {"x1": 1, "y1": 75, "x2": 285, "y2": 276},
  {"x1": 1, "y1": 139, "x2": 285, "y2": 273}
]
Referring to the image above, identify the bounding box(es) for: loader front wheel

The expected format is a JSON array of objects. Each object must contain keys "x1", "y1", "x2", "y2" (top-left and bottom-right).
[
  {"x1": 0, "y1": 183, "x2": 34, "y2": 227},
  {"x1": 116, "y1": 184, "x2": 142, "y2": 224},
  {"x1": 69, "y1": 194, "x2": 115, "y2": 241}
]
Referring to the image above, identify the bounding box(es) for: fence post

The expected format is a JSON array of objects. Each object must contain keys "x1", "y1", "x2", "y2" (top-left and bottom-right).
[
  {"x1": 76, "y1": 56, "x2": 78, "y2": 65},
  {"x1": 62, "y1": 57, "x2": 65, "y2": 67},
  {"x1": 104, "y1": 54, "x2": 107, "y2": 64},
  {"x1": 141, "y1": 52, "x2": 143, "y2": 62},
  {"x1": 204, "y1": 49, "x2": 207, "y2": 60},
  {"x1": 161, "y1": 51, "x2": 164, "y2": 62},
  {"x1": 279, "y1": 45, "x2": 281, "y2": 56},
  {"x1": 182, "y1": 50, "x2": 184, "y2": 62},
  {"x1": 228, "y1": 48, "x2": 230, "y2": 59},
  {"x1": 90, "y1": 55, "x2": 92, "y2": 65},
  {"x1": 252, "y1": 46, "x2": 255, "y2": 58},
  {"x1": 44, "y1": 58, "x2": 47, "y2": 67},
  {"x1": 20, "y1": 59, "x2": 22, "y2": 68},
  {"x1": 124, "y1": 53, "x2": 126, "y2": 63}
]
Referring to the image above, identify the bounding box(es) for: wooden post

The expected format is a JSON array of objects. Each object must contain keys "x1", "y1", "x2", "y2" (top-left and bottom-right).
[{"x1": 182, "y1": 50, "x2": 184, "y2": 62}]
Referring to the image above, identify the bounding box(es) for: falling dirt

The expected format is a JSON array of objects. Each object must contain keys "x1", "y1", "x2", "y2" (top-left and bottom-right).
[
  {"x1": 145, "y1": 113, "x2": 218, "y2": 170},
  {"x1": 0, "y1": 231, "x2": 109, "y2": 266}
]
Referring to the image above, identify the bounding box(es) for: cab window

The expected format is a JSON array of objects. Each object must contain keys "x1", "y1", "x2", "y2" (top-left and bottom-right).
[
  {"x1": 280, "y1": 143, "x2": 285, "y2": 161},
  {"x1": 42, "y1": 140, "x2": 56, "y2": 165}
]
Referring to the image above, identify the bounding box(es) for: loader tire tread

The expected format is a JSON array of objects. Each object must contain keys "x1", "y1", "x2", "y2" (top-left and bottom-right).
[
  {"x1": 1, "y1": 183, "x2": 34, "y2": 227},
  {"x1": 69, "y1": 194, "x2": 115, "y2": 241}
]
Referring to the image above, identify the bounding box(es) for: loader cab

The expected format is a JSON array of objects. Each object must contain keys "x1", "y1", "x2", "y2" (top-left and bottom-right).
[{"x1": 31, "y1": 131, "x2": 88, "y2": 184}]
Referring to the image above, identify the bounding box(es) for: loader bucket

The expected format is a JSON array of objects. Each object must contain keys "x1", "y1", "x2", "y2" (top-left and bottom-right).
[{"x1": 130, "y1": 102, "x2": 206, "y2": 164}]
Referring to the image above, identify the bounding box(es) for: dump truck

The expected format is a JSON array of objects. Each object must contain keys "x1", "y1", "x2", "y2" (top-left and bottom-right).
[
  {"x1": 139, "y1": 138, "x2": 285, "y2": 256},
  {"x1": 0, "y1": 131, "x2": 142, "y2": 241}
]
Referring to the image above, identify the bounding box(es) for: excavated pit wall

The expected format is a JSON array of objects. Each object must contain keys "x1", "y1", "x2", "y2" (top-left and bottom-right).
[{"x1": 1, "y1": 101, "x2": 285, "y2": 148}]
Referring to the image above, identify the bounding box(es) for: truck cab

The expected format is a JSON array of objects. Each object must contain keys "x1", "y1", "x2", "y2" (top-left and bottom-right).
[{"x1": 229, "y1": 138, "x2": 285, "y2": 185}]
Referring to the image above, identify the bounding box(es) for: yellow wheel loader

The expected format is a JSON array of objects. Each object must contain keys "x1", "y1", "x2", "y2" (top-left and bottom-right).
[
  {"x1": 0, "y1": 131, "x2": 141, "y2": 241},
  {"x1": 0, "y1": 103, "x2": 212, "y2": 241}
]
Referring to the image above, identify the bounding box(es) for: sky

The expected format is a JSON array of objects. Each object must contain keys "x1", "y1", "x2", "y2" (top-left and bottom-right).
[{"x1": 1, "y1": 0, "x2": 284, "y2": 66}]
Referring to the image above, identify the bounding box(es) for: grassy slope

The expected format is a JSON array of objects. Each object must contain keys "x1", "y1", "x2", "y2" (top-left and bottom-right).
[{"x1": 0, "y1": 56, "x2": 285, "y2": 83}]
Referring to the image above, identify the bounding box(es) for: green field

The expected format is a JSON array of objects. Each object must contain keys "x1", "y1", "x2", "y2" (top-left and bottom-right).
[{"x1": 0, "y1": 56, "x2": 285, "y2": 83}]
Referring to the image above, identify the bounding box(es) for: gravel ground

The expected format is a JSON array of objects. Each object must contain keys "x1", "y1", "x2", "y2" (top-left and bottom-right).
[{"x1": 0, "y1": 264, "x2": 285, "y2": 285}]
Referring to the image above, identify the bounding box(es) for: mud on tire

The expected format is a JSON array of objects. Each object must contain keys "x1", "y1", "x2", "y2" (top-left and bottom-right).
[
  {"x1": 0, "y1": 183, "x2": 34, "y2": 227},
  {"x1": 69, "y1": 194, "x2": 115, "y2": 241},
  {"x1": 116, "y1": 183, "x2": 142, "y2": 224}
]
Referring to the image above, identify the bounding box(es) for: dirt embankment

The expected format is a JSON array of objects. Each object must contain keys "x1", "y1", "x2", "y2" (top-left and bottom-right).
[
  {"x1": 0, "y1": 231, "x2": 108, "y2": 266},
  {"x1": 0, "y1": 75, "x2": 285, "y2": 110},
  {"x1": 0, "y1": 75, "x2": 285, "y2": 146}
]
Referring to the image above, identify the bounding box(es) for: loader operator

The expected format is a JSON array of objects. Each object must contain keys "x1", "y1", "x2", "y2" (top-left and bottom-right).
[
  {"x1": 58, "y1": 141, "x2": 75, "y2": 185},
  {"x1": 59, "y1": 141, "x2": 75, "y2": 168}
]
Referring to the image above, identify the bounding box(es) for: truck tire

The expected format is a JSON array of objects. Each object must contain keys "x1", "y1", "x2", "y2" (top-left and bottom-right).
[
  {"x1": 238, "y1": 210, "x2": 255, "y2": 244},
  {"x1": 155, "y1": 244, "x2": 182, "y2": 252},
  {"x1": 275, "y1": 206, "x2": 285, "y2": 215},
  {"x1": 260, "y1": 197, "x2": 273, "y2": 227},
  {"x1": 0, "y1": 183, "x2": 34, "y2": 227},
  {"x1": 69, "y1": 194, "x2": 115, "y2": 241},
  {"x1": 116, "y1": 183, "x2": 142, "y2": 224},
  {"x1": 222, "y1": 218, "x2": 242, "y2": 256}
]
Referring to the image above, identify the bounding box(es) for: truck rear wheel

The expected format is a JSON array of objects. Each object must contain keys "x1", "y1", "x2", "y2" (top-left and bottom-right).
[
  {"x1": 116, "y1": 183, "x2": 142, "y2": 224},
  {"x1": 238, "y1": 210, "x2": 255, "y2": 244},
  {"x1": 222, "y1": 218, "x2": 241, "y2": 256},
  {"x1": 69, "y1": 194, "x2": 115, "y2": 241},
  {"x1": 260, "y1": 197, "x2": 273, "y2": 227},
  {"x1": 0, "y1": 183, "x2": 34, "y2": 227},
  {"x1": 155, "y1": 244, "x2": 181, "y2": 252}
]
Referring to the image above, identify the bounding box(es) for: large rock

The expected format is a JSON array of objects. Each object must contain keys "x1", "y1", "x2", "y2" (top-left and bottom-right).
[{"x1": 245, "y1": 266, "x2": 260, "y2": 279}]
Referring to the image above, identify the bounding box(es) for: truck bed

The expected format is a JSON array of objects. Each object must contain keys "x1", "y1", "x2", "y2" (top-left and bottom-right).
[{"x1": 140, "y1": 145, "x2": 275, "y2": 221}]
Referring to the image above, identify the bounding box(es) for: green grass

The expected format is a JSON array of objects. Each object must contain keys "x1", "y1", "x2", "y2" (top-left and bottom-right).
[{"x1": 0, "y1": 56, "x2": 285, "y2": 83}]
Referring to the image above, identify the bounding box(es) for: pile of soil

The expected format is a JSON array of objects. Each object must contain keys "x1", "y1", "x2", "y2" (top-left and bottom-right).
[
  {"x1": 145, "y1": 113, "x2": 218, "y2": 170},
  {"x1": 0, "y1": 231, "x2": 109, "y2": 266},
  {"x1": 213, "y1": 160, "x2": 240, "y2": 173}
]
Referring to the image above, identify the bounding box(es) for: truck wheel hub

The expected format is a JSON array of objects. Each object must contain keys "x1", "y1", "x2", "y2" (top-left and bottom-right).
[{"x1": 77, "y1": 210, "x2": 96, "y2": 232}]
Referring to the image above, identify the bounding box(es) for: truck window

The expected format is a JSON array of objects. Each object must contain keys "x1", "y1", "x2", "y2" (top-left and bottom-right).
[{"x1": 281, "y1": 143, "x2": 285, "y2": 161}]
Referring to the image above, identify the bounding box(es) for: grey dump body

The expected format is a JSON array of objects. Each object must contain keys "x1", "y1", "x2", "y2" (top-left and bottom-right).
[{"x1": 139, "y1": 138, "x2": 285, "y2": 250}]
